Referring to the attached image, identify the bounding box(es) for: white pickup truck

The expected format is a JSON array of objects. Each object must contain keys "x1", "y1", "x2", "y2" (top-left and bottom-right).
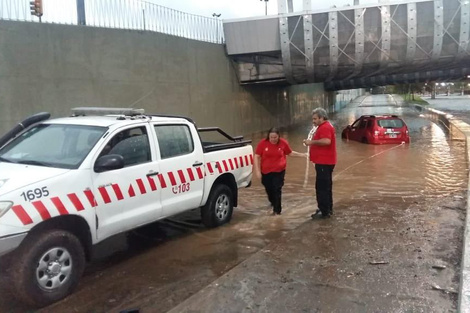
[{"x1": 0, "y1": 108, "x2": 253, "y2": 307}]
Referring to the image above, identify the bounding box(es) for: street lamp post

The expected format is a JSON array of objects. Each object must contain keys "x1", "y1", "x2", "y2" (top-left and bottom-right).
[{"x1": 260, "y1": 0, "x2": 269, "y2": 15}]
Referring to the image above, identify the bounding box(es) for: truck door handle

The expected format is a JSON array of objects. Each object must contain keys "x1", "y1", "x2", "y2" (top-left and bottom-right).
[
  {"x1": 193, "y1": 162, "x2": 203, "y2": 167},
  {"x1": 146, "y1": 171, "x2": 159, "y2": 177}
]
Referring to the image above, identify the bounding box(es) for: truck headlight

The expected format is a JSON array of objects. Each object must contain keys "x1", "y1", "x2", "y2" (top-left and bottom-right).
[{"x1": 0, "y1": 201, "x2": 13, "y2": 218}]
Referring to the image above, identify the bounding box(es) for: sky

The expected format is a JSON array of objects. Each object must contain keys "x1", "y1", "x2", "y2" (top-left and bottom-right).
[{"x1": 145, "y1": 0, "x2": 364, "y2": 20}]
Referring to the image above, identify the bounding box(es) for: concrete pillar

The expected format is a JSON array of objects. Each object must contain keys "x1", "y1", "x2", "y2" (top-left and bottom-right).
[
  {"x1": 431, "y1": 82, "x2": 436, "y2": 99},
  {"x1": 354, "y1": 0, "x2": 359, "y2": 5}
]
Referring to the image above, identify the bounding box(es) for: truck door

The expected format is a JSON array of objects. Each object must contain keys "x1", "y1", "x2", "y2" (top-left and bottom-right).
[
  {"x1": 152, "y1": 123, "x2": 204, "y2": 217},
  {"x1": 91, "y1": 124, "x2": 162, "y2": 240}
]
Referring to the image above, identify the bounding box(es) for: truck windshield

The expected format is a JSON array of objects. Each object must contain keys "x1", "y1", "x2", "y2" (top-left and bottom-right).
[{"x1": 0, "y1": 124, "x2": 107, "y2": 169}]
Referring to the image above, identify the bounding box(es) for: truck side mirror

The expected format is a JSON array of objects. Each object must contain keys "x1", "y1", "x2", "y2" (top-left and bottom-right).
[{"x1": 94, "y1": 154, "x2": 125, "y2": 173}]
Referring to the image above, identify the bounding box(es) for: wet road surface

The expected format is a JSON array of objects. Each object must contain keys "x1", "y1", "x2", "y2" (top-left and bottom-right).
[{"x1": 0, "y1": 94, "x2": 467, "y2": 312}]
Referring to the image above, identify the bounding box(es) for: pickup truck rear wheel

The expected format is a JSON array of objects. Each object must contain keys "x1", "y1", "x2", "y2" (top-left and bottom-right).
[
  {"x1": 11, "y1": 230, "x2": 85, "y2": 307},
  {"x1": 201, "y1": 184, "x2": 233, "y2": 228}
]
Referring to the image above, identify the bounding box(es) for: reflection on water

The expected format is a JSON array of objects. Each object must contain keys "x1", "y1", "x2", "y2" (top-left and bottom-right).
[{"x1": 242, "y1": 94, "x2": 467, "y2": 215}]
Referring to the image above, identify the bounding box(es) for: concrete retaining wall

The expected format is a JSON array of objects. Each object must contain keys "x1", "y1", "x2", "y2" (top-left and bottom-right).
[{"x1": 0, "y1": 20, "x2": 338, "y2": 137}]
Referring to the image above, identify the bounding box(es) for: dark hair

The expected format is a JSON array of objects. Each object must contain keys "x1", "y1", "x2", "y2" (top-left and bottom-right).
[{"x1": 265, "y1": 127, "x2": 280, "y2": 140}]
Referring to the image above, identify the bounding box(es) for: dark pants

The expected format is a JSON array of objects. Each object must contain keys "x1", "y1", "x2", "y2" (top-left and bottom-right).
[
  {"x1": 315, "y1": 164, "x2": 335, "y2": 216},
  {"x1": 261, "y1": 170, "x2": 285, "y2": 214}
]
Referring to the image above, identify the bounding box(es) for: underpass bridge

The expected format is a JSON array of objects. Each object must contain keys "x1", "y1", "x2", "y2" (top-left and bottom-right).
[{"x1": 223, "y1": 0, "x2": 470, "y2": 90}]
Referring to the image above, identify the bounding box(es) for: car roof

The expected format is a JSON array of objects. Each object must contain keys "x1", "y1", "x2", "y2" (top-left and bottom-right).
[
  {"x1": 359, "y1": 115, "x2": 402, "y2": 119},
  {"x1": 44, "y1": 115, "x2": 191, "y2": 128}
]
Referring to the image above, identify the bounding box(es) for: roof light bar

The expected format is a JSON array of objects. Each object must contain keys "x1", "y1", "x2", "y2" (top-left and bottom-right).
[{"x1": 71, "y1": 107, "x2": 145, "y2": 116}]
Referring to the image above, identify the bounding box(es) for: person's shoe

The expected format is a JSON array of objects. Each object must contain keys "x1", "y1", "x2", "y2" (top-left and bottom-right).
[{"x1": 311, "y1": 209, "x2": 321, "y2": 218}]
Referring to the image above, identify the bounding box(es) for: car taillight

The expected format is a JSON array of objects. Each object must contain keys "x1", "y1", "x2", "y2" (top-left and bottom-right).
[{"x1": 374, "y1": 130, "x2": 379, "y2": 136}]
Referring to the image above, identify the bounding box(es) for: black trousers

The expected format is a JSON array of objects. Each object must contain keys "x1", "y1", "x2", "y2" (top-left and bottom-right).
[
  {"x1": 261, "y1": 170, "x2": 285, "y2": 214},
  {"x1": 315, "y1": 164, "x2": 335, "y2": 216}
]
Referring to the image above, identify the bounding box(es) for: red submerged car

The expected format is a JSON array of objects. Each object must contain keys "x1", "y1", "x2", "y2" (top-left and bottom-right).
[{"x1": 341, "y1": 115, "x2": 410, "y2": 144}]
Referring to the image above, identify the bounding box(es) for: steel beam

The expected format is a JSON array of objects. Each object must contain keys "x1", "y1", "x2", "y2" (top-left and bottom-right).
[
  {"x1": 406, "y1": 3, "x2": 417, "y2": 62},
  {"x1": 380, "y1": 5, "x2": 391, "y2": 65},
  {"x1": 280, "y1": 16, "x2": 295, "y2": 83},
  {"x1": 278, "y1": 0, "x2": 287, "y2": 14},
  {"x1": 328, "y1": 11, "x2": 339, "y2": 80},
  {"x1": 432, "y1": 0, "x2": 444, "y2": 60},
  {"x1": 354, "y1": 8, "x2": 365, "y2": 76},
  {"x1": 287, "y1": 0, "x2": 294, "y2": 13},
  {"x1": 459, "y1": 0, "x2": 470, "y2": 59},
  {"x1": 303, "y1": 0, "x2": 312, "y2": 11},
  {"x1": 304, "y1": 13, "x2": 315, "y2": 82}
]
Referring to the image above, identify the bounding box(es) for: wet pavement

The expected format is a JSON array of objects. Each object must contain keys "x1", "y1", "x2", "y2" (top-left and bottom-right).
[{"x1": 0, "y1": 94, "x2": 467, "y2": 313}]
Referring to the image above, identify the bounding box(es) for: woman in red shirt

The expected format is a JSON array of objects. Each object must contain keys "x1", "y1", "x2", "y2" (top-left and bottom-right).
[{"x1": 254, "y1": 127, "x2": 305, "y2": 215}]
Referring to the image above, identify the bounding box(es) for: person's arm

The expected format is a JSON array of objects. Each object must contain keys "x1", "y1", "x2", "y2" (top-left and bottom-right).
[
  {"x1": 254, "y1": 154, "x2": 262, "y2": 179},
  {"x1": 303, "y1": 138, "x2": 331, "y2": 146},
  {"x1": 288, "y1": 150, "x2": 308, "y2": 157}
]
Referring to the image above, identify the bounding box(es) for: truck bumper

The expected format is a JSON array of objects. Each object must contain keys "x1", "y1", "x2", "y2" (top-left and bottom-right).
[{"x1": 0, "y1": 232, "x2": 27, "y2": 257}]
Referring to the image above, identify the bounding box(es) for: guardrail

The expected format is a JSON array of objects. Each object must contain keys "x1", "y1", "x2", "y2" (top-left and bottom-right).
[{"x1": 0, "y1": 0, "x2": 224, "y2": 44}]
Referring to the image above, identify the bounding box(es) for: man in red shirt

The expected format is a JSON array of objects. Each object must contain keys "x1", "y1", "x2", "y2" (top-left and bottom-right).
[{"x1": 303, "y1": 108, "x2": 337, "y2": 218}]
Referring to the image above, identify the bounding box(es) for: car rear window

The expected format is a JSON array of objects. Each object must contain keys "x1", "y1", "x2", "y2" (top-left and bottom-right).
[{"x1": 377, "y1": 119, "x2": 404, "y2": 128}]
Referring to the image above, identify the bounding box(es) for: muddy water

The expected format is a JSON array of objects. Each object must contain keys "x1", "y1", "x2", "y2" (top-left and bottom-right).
[
  {"x1": 0, "y1": 94, "x2": 467, "y2": 313},
  {"x1": 242, "y1": 94, "x2": 467, "y2": 214},
  {"x1": 422, "y1": 95, "x2": 470, "y2": 124}
]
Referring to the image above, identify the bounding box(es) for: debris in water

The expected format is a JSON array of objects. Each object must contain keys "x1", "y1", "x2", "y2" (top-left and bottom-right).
[{"x1": 369, "y1": 261, "x2": 389, "y2": 265}]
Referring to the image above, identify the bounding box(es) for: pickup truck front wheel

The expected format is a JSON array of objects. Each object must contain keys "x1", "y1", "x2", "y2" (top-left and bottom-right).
[
  {"x1": 11, "y1": 230, "x2": 85, "y2": 307},
  {"x1": 201, "y1": 184, "x2": 233, "y2": 228}
]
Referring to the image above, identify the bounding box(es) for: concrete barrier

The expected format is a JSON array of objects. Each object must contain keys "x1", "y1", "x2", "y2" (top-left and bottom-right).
[{"x1": 412, "y1": 103, "x2": 470, "y2": 312}]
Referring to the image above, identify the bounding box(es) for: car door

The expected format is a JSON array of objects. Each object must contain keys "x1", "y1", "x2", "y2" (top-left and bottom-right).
[
  {"x1": 91, "y1": 124, "x2": 162, "y2": 240},
  {"x1": 151, "y1": 122, "x2": 204, "y2": 218},
  {"x1": 349, "y1": 118, "x2": 362, "y2": 141}
]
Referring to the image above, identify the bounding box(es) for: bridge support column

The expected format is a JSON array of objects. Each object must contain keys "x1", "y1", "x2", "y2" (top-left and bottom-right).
[{"x1": 431, "y1": 83, "x2": 436, "y2": 99}]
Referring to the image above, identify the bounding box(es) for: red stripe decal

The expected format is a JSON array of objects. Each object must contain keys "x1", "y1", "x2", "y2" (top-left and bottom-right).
[
  {"x1": 158, "y1": 174, "x2": 167, "y2": 188},
  {"x1": 234, "y1": 157, "x2": 239, "y2": 168},
  {"x1": 136, "y1": 179, "x2": 147, "y2": 194},
  {"x1": 177, "y1": 170, "x2": 186, "y2": 183},
  {"x1": 207, "y1": 163, "x2": 214, "y2": 174},
  {"x1": 196, "y1": 167, "x2": 204, "y2": 179},
  {"x1": 244, "y1": 155, "x2": 249, "y2": 166},
  {"x1": 98, "y1": 187, "x2": 111, "y2": 204},
  {"x1": 222, "y1": 160, "x2": 229, "y2": 172},
  {"x1": 168, "y1": 172, "x2": 177, "y2": 186},
  {"x1": 187, "y1": 168, "x2": 195, "y2": 181},
  {"x1": 112, "y1": 184, "x2": 124, "y2": 200},
  {"x1": 216, "y1": 161, "x2": 223, "y2": 173},
  {"x1": 147, "y1": 176, "x2": 157, "y2": 191},
  {"x1": 12, "y1": 205, "x2": 33, "y2": 225},
  {"x1": 228, "y1": 159, "x2": 234, "y2": 170},
  {"x1": 51, "y1": 197, "x2": 69, "y2": 215},
  {"x1": 84, "y1": 190, "x2": 97, "y2": 207},
  {"x1": 239, "y1": 156, "x2": 244, "y2": 167},
  {"x1": 249, "y1": 154, "x2": 254, "y2": 164},
  {"x1": 67, "y1": 193, "x2": 85, "y2": 211},
  {"x1": 128, "y1": 185, "x2": 136, "y2": 197},
  {"x1": 32, "y1": 201, "x2": 52, "y2": 220}
]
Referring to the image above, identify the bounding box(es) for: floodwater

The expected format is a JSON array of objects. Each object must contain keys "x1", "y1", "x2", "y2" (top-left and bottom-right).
[
  {"x1": 0, "y1": 94, "x2": 467, "y2": 313},
  {"x1": 422, "y1": 94, "x2": 470, "y2": 124}
]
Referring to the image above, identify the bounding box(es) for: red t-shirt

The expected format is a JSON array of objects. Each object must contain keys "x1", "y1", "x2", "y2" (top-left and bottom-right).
[
  {"x1": 255, "y1": 138, "x2": 293, "y2": 174},
  {"x1": 309, "y1": 121, "x2": 337, "y2": 165}
]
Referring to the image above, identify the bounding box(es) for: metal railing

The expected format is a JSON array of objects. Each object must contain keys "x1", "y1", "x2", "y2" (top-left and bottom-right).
[{"x1": 0, "y1": 0, "x2": 224, "y2": 43}]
